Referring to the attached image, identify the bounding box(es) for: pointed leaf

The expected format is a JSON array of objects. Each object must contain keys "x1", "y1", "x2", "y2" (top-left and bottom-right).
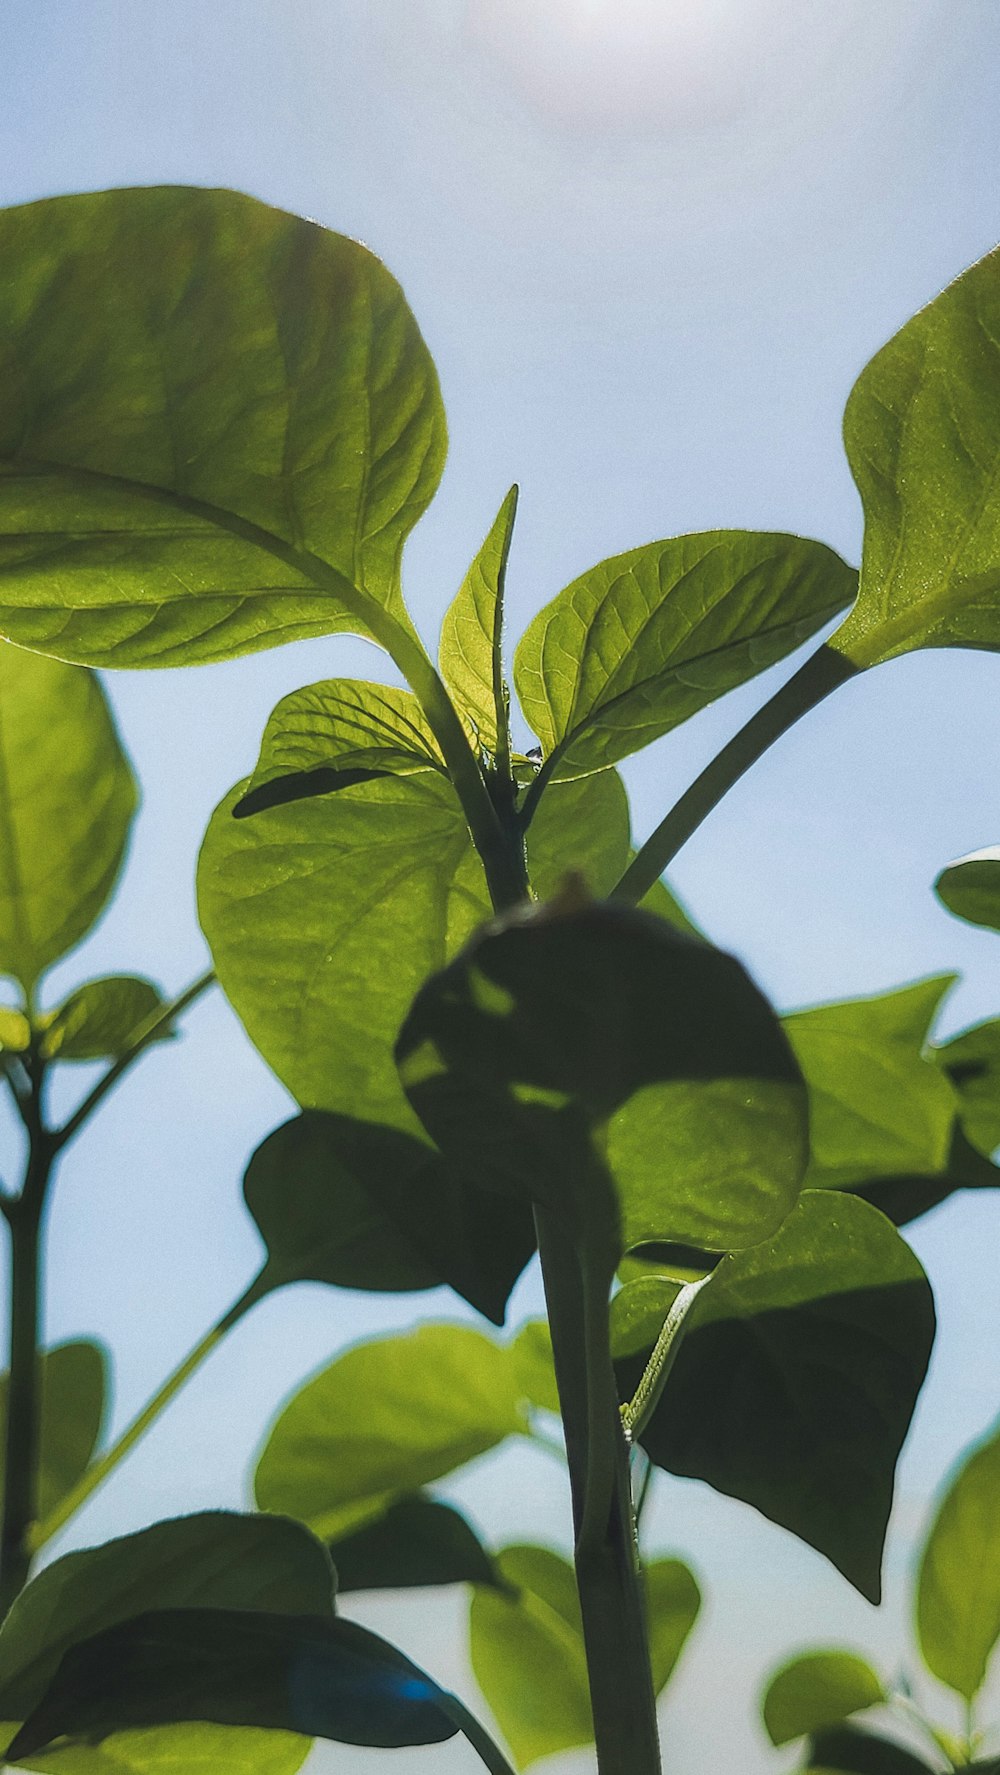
[
  {"x1": 936, "y1": 1018, "x2": 1000, "y2": 1158},
  {"x1": 0, "y1": 1512, "x2": 336, "y2": 1721},
  {"x1": 613, "y1": 1192, "x2": 935, "y2": 1601},
  {"x1": 762, "y1": 1651, "x2": 885, "y2": 1746},
  {"x1": 254, "y1": 1325, "x2": 528, "y2": 1541},
  {"x1": 0, "y1": 646, "x2": 135, "y2": 991},
  {"x1": 0, "y1": 1342, "x2": 106, "y2": 1528},
  {"x1": 329, "y1": 1494, "x2": 501, "y2": 1593},
  {"x1": 232, "y1": 680, "x2": 444, "y2": 819},
  {"x1": 644, "y1": 1559, "x2": 701, "y2": 1694},
  {"x1": 832, "y1": 246, "x2": 1000, "y2": 670},
  {"x1": 0, "y1": 187, "x2": 443, "y2": 666},
  {"x1": 40, "y1": 976, "x2": 168, "y2": 1061},
  {"x1": 804, "y1": 1724, "x2": 937, "y2": 1775},
  {"x1": 440, "y1": 487, "x2": 518, "y2": 755},
  {"x1": 514, "y1": 531, "x2": 855, "y2": 780},
  {"x1": 243, "y1": 1111, "x2": 533, "y2": 1325},
  {"x1": 935, "y1": 848, "x2": 1000, "y2": 932},
  {"x1": 916, "y1": 1415, "x2": 1000, "y2": 1701}
]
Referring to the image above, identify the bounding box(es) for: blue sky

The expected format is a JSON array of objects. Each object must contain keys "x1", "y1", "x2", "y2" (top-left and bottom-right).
[{"x1": 3, "y1": 3, "x2": 1000, "y2": 1770}]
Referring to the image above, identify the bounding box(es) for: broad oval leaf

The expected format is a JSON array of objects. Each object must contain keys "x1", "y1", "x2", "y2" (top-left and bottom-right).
[
  {"x1": 329, "y1": 1494, "x2": 501, "y2": 1594},
  {"x1": 232, "y1": 681, "x2": 444, "y2": 820},
  {"x1": 0, "y1": 645, "x2": 136, "y2": 992},
  {"x1": 0, "y1": 186, "x2": 444, "y2": 666},
  {"x1": 613, "y1": 1191, "x2": 935, "y2": 1601},
  {"x1": 398, "y1": 895, "x2": 806, "y2": 1264},
  {"x1": 0, "y1": 1722, "x2": 310, "y2": 1775},
  {"x1": 0, "y1": 1341, "x2": 106, "y2": 1529},
  {"x1": 803, "y1": 1724, "x2": 938, "y2": 1775},
  {"x1": 762, "y1": 1650, "x2": 885, "y2": 1747},
  {"x1": 40, "y1": 975, "x2": 168, "y2": 1061},
  {"x1": 831, "y1": 246, "x2": 1000, "y2": 670},
  {"x1": 0, "y1": 1004, "x2": 29, "y2": 1056},
  {"x1": 254, "y1": 1324, "x2": 529, "y2": 1541},
  {"x1": 935, "y1": 848, "x2": 1000, "y2": 932},
  {"x1": 439, "y1": 487, "x2": 518, "y2": 756},
  {"x1": 514, "y1": 531, "x2": 855, "y2": 780},
  {"x1": 2, "y1": 1611, "x2": 466, "y2": 1762},
  {"x1": 916, "y1": 1415, "x2": 1000, "y2": 1701},
  {"x1": 0, "y1": 1511, "x2": 336, "y2": 1721},
  {"x1": 243, "y1": 1111, "x2": 534, "y2": 1325}
]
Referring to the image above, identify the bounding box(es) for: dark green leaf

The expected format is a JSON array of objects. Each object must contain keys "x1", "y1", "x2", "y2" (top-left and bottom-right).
[
  {"x1": 330, "y1": 1494, "x2": 501, "y2": 1593},
  {"x1": 232, "y1": 680, "x2": 443, "y2": 819},
  {"x1": 0, "y1": 187, "x2": 444, "y2": 666},
  {"x1": 0, "y1": 646, "x2": 135, "y2": 991},
  {"x1": 935, "y1": 848, "x2": 1000, "y2": 932},
  {"x1": 916, "y1": 1415, "x2": 1000, "y2": 1700},
  {"x1": 0, "y1": 1342, "x2": 106, "y2": 1528},
  {"x1": 440, "y1": 488, "x2": 518, "y2": 756},
  {"x1": 243, "y1": 1111, "x2": 533, "y2": 1325},
  {"x1": 468, "y1": 1544, "x2": 592, "y2": 1769},
  {"x1": 803, "y1": 1724, "x2": 937, "y2": 1775},
  {"x1": 398, "y1": 895, "x2": 806, "y2": 1264},
  {"x1": 613, "y1": 1191, "x2": 935, "y2": 1601},
  {"x1": 3, "y1": 1611, "x2": 462, "y2": 1760},
  {"x1": 936, "y1": 1018, "x2": 1000, "y2": 1158},
  {"x1": 0, "y1": 1512, "x2": 336, "y2": 1721},
  {"x1": 762, "y1": 1651, "x2": 885, "y2": 1746},
  {"x1": 254, "y1": 1324, "x2": 528, "y2": 1540},
  {"x1": 40, "y1": 976, "x2": 168, "y2": 1061},
  {"x1": 514, "y1": 531, "x2": 855, "y2": 779},
  {"x1": 831, "y1": 246, "x2": 1000, "y2": 670}
]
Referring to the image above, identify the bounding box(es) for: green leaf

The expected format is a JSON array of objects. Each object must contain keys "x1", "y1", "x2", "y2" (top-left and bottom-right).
[
  {"x1": 2, "y1": 1611, "x2": 469, "y2": 1761},
  {"x1": 509, "y1": 1321, "x2": 560, "y2": 1417},
  {"x1": 0, "y1": 1005, "x2": 29, "y2": 1054},
  {"x1": 514, "y1": 531, "x2": 855, "y2": 780},
  {"x1": 254, "y1": 1324, "x2": 528, "y2": 1541},
  {"x1": 329, "y1": 1494, "x2": 501, "y2": 1593},
  {"x1": 935, "y1": 848, "x2": 1000, "y2": 932},
  {"x1": 936, "y1": 1018, "x2": 1000, "y2": 1158},
  {"x1": 830, "y1": 246, "x2": 1000, "y2": 670},
  {"x1": 468, "y1": 1544, "x2": 592, "y2": 1769},
  {"x1": 782, "y1": 977, "x2": 958, "y2": 1192},
  {"x1": 643, "y1": 1559, "x2": 701, "y2": 1694},
  {"x1": 0, "y1": 187, "x2": 444, "y2": 666},
  {"x1": 232, "y1": 681, "x2": 444, "y2": 819},
  {"x1": 0, "y1": 1512, "x2": 336, "y2": 1721},
  {"x1": 803, "y1": 1725, "x2": 937, "y2": 1775},
  {"x1": 397, "y1": 895, "x2": 806, "y2": 1264},
  {"x1": 439, "y1": 488, "x2": 518, "y2": 756},
  {"x1": 0, "y1": 646, "x2": 136, "y2": 992},
  {"x1": 243, "y1": 1111, "x2": 534, "y2": 1325},
  {"x1": 0, "y1": 1342, "x2": 106, "y2": 1527},
  {"x1": 0, "y1": 1722, "x2": 310, "y2": 1775},
  {"x1": 762, "y1": 1651, "x2": 885, "y2": 1746},
  {"x1": 916, "y1": 1415, "x2": 1000, "y2": 1700},
  {"x1": 613, "y1": 1191, "x2": 935, "y2": 1601},
  {"x1": 198, "y1": 766, "x2": 640, "y2": 1131},
  {"x1": 39, "y1": 976, "x2": 168, "y2": 1061}
]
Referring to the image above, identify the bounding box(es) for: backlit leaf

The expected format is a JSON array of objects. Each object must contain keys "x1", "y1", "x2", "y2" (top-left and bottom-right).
[
  {"x1": 468, "y1": 1544, "x2": 592, "y2": 1770},
  {"x1": 0, "y1": 1721, "x2": 309, "y2": 1775},
  {"x1": 40, "y1": 976, "x2": 168, "y2": 1061},
  {"x1": 0, "y1": 1342, "x2": 106, "y2": 1529},
  {"x1": 0, "y1": 187, "x2": 444, "y2": 666},
  {"x1": 762, "y1": 1651, "x2": 885, "y2": 1746},
  {"x1": 440, "y1": 488, "x2": 518, "y2": 755},
  {"x1": 916, "y1": 1415, "x2": 1000, "y2": 1701}
]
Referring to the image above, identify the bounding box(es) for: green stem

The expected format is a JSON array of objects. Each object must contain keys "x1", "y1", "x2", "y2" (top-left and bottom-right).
[
  {"x1": 610, "y1": 645, "x2": 858, "y2": 904},
  {"x1": 29, "y1": 1268, "x2": 269, "y2": 1554},
  {"x1": 621, "y1": 1277, "x2": 710, "y2": 1441},
  {"x1": 53, "y1": 969, "x2": 216, "y2": 1153},
  {"x1": 438, "y1": 1692, "x2": 518, "y2": 1775},
  {"x1": 534, "y1": 1207, "x2": 660, "y2": 1775}
]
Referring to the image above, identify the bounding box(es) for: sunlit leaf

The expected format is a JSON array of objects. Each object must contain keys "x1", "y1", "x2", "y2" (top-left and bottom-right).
[
  {"x1": 514, "y1": 531, "x2": 855, "y2": 780},
  {"x1": 0, "y1": 1721, "x2": 309, "y2": 1775},
  {"x1": 440, "y1": 487, "x2": 518, "y2": 755},
  {"x1": 831, "y1": 246, "x2": 1000, "y2": 670},
  {"x1": 935, "y1": 847, "x2": 1000, "y2": 932},
  {"x1": 613, "y1": 1191, "x2": 935, "y2": 1601},
  {"x1": 0, "y1": 187, "x2": 444, "y2": 666},
  {"x1": 0, "y1": 645, "x2": 135, "y2": 992},
  {"x1": 330, "y1": 1494, "x2": 501, "y2": 1593},
  {"x1": 468, "y1": 1544, "x2": 592, "y2": 1770},
  {"x1": 255, "y1": 1324, "x2": 528, "y2": 1541},
  {"x1": 40, "y1": 976, "x2": 168, "y2": 1061},
  {"x1": 0, "y1": 1005, "x2": 29, "y2": 1055},
  {"x1": 762, "y1": 1651, "x2": 885, "y2": 1746},
  {"x1": 509, "y1": 1322, "x2": 560, "y2": 1417},
  {"x1": 916, "y1": 1415, "x2": 1000, "y2": 1701},
  {"x1": 0, "y1": 1342, "x2": 106, "y2": 1528}
]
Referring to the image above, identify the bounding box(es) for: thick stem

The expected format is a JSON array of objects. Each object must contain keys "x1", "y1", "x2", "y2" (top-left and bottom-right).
[
  {"x1": 0, "y1": 1115, "x2": 54, "y2": 1616},
  {"x1": 610, "y1": 645, "x2": 858, "y2": 904},
  {"x1": 534, "y1": 1208, "x2": 660, "y2": 1775}
]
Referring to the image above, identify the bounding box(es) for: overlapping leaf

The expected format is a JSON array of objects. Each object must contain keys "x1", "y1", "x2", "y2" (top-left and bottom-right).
[
  {"x1": 916, "y1": 1415, "x2": 1000, "y2": 1701},
  {"x1": 514, "y1": 531, "x2": 855, "y2": 781},
  {"x1": 831, "y1": 245, "x2": 1000, "y2": 669},
  {"x1": 802, "y1": 1724, "x2": 937, "y2": 1775},
  {"x1": 39, "y1": 975, "x2": 168, "y2": 1060},
  {"x1": 762, "y1": 1651, "x2": 885, "y2": 1747},
  {"x1": 936, "y1": 1018, "x2": 1000, "y2": 1159},
  {"x1": 613, "y1": 1192, "x2": 935, "y2": 1600},
  {"x1": 0, "y1": 645, "x2": 135, "y2": 991},
  {"x1": 233, "y1": 682, "x2": 444, "y2": 819},
  {"x1": 330, "y1": 1495, "x2": 501, "y2": 1594},
  {"x1": 935, "y1": 847, "x2": 1000, "y2": 932},
  {"x1": 0, "y1": 1342, "x2": 106, "y2": 1529},
  {"x1": 439, "y1": 488, "x2": 518, "y2": 756},
  {"x1": 0, "y1": 187, "x2": 444, "y2": 667}
]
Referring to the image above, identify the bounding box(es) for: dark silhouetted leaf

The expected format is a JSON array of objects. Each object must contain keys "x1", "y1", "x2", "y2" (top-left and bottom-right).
[
  {"x1": 936, "y1": 848, "x2": 1000, "y2": 932},
  {"x1": 804, "y1": 1723, "x2": 936, "y2": 1774},
  {"x1": 330, "y1": 1494, "x2": 501, "y2": 1593}
]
